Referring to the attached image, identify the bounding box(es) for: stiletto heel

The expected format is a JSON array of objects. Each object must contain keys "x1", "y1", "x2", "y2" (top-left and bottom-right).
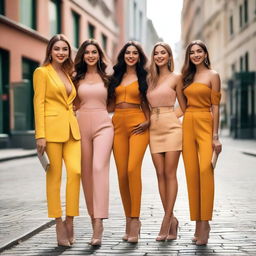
[
  {"x1": 91, "y1": 218, "x2": 103, "y2": 246},
  {"x1": 167, "y1": 217, "x2": 178, "y2": 241},
  {"x1": 64, "y1": 217, "x2": 75, "y2": 245},
  {"x1": 56, "y1": 219, "x2": 71, "y2": 247},
  {"x1": 122, "y1": 217, "x2": 131, "y2": 241},
  {"x1": 127, "y1": 219, "x2": 141, "y2": 243},
  {"x1": 156, "y1": 215, "x2": 172, "y2": 241},
  {"x1": 196, "y1": 222, "x2": 210, "y2": 246}
]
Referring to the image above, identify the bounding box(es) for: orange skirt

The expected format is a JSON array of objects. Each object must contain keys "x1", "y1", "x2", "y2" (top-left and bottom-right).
[{"x1": 149, "y1": 107, "x2": 182, "y2": 153}]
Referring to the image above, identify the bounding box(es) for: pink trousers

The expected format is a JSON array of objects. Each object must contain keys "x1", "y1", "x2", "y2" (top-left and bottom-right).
[{"x1": 77, "y1": 108, "x2": 113, "y2": 218}]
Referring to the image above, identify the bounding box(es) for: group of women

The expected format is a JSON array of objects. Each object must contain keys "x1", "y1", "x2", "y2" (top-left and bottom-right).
[{"x1": 33, "y1": 34, "x2": 222, "y2": 248}]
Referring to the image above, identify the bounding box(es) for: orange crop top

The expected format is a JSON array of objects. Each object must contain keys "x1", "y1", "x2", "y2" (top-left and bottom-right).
[
  {"x1": 184, "y1": 82, "x2": 221, "y2": 109},
  {"x1": 115, "y1": 80, "x2": 141, "y2": 105}
]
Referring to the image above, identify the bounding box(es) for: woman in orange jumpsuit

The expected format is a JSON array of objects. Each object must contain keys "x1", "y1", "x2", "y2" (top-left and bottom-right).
[
  {"x1": 177, "y1": 40, "x2": 222, "y2": 245},
  {"x1": 108, "y1": 41, "x2": 149, "y2": 243}
]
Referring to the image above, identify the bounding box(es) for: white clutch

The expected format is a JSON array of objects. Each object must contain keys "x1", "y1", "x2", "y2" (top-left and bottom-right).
[
  {"x1": 37, "y1": 152, "x2": 50, "y2": 172},
  {"x1": 211, "y1": 150, "x2": 219, "y2": 169}
]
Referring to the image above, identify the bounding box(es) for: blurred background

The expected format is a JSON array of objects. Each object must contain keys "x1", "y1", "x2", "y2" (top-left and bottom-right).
[{"x1": 0, "y1": 0, "x2": 255, "y2": 149}]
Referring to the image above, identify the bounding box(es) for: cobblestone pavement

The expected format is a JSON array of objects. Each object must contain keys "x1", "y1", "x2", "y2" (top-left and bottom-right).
[{"x1": 0, "y1": 137, "x2": 256, "y2": 255}]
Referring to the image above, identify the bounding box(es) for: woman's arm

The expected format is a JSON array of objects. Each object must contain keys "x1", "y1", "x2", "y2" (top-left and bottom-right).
[
  {"x1": 107, "y1": 99, "x2": 115, "y2": 113},
  {"x1": 211, "y1": 72, "x2": 222, "y2": 154},
  {"x1": 132, "y1": 100, "x2": 150, "y2": 134},
  {"x1": 33, "y1": 68, "x2": 47, "y2": 154},
  {"x1": 176, "y1": 75, "x2": 187, "y2": 113}
]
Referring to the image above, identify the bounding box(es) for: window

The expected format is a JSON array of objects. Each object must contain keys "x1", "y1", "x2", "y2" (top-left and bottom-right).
[
  {"x1": 0, "y1": 0, "x2": 4, "y2": 15},
  {"x1": 88, "y1": 23, "x2": 95, "y2": 39},
  {"x1": 245, "y1": 52, "x2": 249, "y2": 71},
  {"x1": 49, "y1": 0, "x2": 61, "y2": 36},
  {"x1": 239, "y1": 4, "x2": 243, "y2": 28},
  {"x1": 229, "y1": 15, "x2": 234, "y2": 35},
  {"x1": 101, "y1": 33, "x2": 107, "y2": 52},
  {"x1": 72, "y1": 11, "x2": 80, "y2": 48},
  {"x1": 244, "y1": 0, "x2": 248, "y2": 24},
  {"x1": 19, "y1": 0, "x2": 36, "y2": 29},
  {"x1": 0, "y1": 49, "x2": 10, "y2": 134},
  {"x1": 139, "y1": 11, "x2": 143, "y2": 41},
  {"x1": 240, "y1": 56, "x2": 244, "y2": 71},
  {"x1": 231, "y1": 63, "x2": 236, "y2": 75},
  {"x1": 133, "y1": 2, "x2": 137, "y2": 38}
]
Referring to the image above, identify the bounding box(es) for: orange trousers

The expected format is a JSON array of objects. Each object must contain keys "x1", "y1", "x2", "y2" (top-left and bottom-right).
[
  {"x1": 182, "y1": 108, "x2": 214, "y2": 221},
  {"x1": 112, "y1": 108, "x2": 149, "y2": 217}
]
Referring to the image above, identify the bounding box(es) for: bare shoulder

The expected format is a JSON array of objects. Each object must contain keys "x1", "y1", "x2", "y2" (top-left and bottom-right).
[
  {"x1": 209, "y1": 69, "x2": 221, "y2": 90},
  {"x1": 170, "y1": 72, "x2": 182, "y2": 82}
]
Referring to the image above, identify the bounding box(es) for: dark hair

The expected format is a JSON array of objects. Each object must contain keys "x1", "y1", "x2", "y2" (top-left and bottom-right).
[
  {"x1": 181, "y1": 40, "x2": 211, "y2": 88},
  {"x1": 73, "y1": 39, "x2": 109, "y2": 88},
  {"x1": 108, "y1": 41, "x2": 148, "y2": 103},
  {"x1": 43, "y1": 34, "x2": 73, "y2": 75}
]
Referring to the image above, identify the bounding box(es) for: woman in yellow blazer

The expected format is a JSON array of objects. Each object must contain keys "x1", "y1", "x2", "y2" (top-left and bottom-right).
[{"x1": 33, "y1": 34, "x2": 81, "y2": 247}]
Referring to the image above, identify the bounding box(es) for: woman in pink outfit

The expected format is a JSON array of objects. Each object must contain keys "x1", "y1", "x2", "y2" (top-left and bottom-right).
[{"x1": 73, "y1": 39, "x2": 113, "y2": 246}]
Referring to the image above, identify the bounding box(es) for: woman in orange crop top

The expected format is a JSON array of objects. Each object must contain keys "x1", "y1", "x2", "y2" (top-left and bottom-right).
[
  {"x1": 147, "y1": 42, "x2": 182, "y2": 242},
  {"x1": 108, "y1": 41, "x2": 150, "y2": 243},
  {"x1": 177, "y1": 40, "x2": 222, "y2": 245}
]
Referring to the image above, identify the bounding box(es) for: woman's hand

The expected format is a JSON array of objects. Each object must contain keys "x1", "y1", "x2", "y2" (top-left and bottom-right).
[
  {"x1": 212, "y1": 139, "x2": 222, "y2": 155},
  {"x1": 36, "y1": 138, "x2": 46, "y2": 155},
  {"x1": 131, "y1": 121, "x2": 150, "y2": 135}
]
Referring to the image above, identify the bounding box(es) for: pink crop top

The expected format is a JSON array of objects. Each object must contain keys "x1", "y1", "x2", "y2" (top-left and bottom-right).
[
  {"x1": 77, "y1": 81, "x2": 107, "y2": 109},
  {"x1": 147, "y1": 81, "x2": 176, "y2": 107}
]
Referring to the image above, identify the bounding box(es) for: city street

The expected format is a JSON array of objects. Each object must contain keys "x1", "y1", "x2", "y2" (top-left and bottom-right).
[{"x1": 0, "y1": 136, "x2": 256, "y2": 255}]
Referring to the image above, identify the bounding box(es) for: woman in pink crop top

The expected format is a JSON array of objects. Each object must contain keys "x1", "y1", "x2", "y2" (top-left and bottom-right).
[
  {"x1": 108, "y1": 41, "x2": 150, "y2": 243},
  {"x1": 73, "y1": 39, "x2": 114, "y2": 246},
  {"x1": 147, "y1": 42, "x2": 182, "y2": 242}
]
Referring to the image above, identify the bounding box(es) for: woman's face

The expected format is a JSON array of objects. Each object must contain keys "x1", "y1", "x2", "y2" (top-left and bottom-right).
[
  {"x1": 84, "y1": 44, "x2": 99, "y2": 66},
  {"x1": 153, "y1": 45, "x2": 169, "y2": 67},
  {"x1": 51, "y1": 40, "x2": 69, "y2": 64},
  {"x1": 124, "y1": 45, "x2": 140, "y2": 67},
  {"x1": 189, "y1": 44, "x2": 207, "y2": 66}
]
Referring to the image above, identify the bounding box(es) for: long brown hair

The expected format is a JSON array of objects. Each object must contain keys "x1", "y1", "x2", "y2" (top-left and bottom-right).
[
  {"x1": 147, "y1": 42, "x2": 174, "y2": 89},
  {"x1": 181, "y1": 40, "x2": 211, "y2": 88},
  {"x1": 73, "y1": 39, "x2": 109, "y2": 88},
  {"x1": 43, "y1": 34, "x2": 73, "y2": 75}
]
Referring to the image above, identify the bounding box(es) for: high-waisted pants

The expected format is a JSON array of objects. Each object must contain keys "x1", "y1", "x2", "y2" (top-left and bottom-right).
[
  {"x1": 182, "y1": 108, "x2": 214, "y2": 221},
  {"x1": 46, "y1": 136, "x2": 81, "y2": 218},
  {"x1": 77, "y1": 108, "x2": 113, "y2": 219},
  {"x1": 112, "y1": 108, "x2": 149, "y2": 217}
]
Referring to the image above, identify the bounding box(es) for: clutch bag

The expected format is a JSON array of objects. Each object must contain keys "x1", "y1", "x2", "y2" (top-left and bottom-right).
[
  {"x1": 211, "y1": 150, "x2": 219, "y2": 169},
  {"x1": 37, "y1": 152, "x2": 50, "y2": 172}
]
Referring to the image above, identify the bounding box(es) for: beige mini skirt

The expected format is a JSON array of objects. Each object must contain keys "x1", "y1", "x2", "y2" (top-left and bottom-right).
[{"x1": 149, "y1": 107, "x2": 182, "y2": 153}]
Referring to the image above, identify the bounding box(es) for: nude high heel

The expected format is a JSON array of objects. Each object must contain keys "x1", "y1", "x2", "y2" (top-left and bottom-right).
[
  {"x1": 91, "y1": 218, "x2": 103, "y2": 246},
  {"x1": 196, "y1": 222, "x2": 210, "y2": 246},
  {"x1": 122, "y1": 217, "x2": 131, "y2": 241},
  {"x1": 167, "y1": 217, "x2": 179, "y2": 241},
  {"x1": 56, "y1": 218, "x2": 71, "y2": 247},
  {"x1": 156, "y1": 215, "x2": 172, "y2": 241},
  {"x1": 127, "y1": 218, "x2": 141, "y2": 243},
  {"x1": 64, "y1": 216, "x2": 75, "y2": 245}
]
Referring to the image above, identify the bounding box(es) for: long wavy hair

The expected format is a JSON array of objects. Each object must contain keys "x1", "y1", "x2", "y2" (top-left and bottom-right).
[
  {"x1": 147, "y1": 42, "x2": 174, "y2": 89},
  {"x1": 73, "y1": 39, "x2": 109, "y2": 88},
  {"x1": 181, "y1": 40, "x2": 211, "y2": 88},
  {"x1": 43, "y1": 34, "x2": 73, "y2": 75},
  {"x1": 108, "y1": 41, "x2": 148, "y2": 103}
]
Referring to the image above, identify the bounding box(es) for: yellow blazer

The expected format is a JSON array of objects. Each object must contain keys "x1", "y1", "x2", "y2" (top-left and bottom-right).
[{"x1": 33, "y1": 64, "x2": 80, "y2": 142}]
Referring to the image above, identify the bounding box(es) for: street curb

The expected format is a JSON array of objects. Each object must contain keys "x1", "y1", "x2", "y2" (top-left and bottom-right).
[
  {"x1": 242, "y1": 151, "x2": 256, "y2": 157},
  {"x1": 0, "y1": 152, "x2": 37, "y2": 162},
  {"x1": 0, "y1": 220, "x2": 55, "y2": 253}
]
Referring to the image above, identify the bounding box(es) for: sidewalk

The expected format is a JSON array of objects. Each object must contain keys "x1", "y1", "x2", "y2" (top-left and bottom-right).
[{"x1": 0, "y1": 135, "x2": 256, "y2": 255}]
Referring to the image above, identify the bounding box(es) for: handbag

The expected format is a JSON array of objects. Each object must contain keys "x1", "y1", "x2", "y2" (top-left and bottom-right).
[
  {"x1": 37, "y1": 152, "x2": 50, "y2": 172},
  {"x1": 211, "y1": 150, "x2": 219, "y2": 169}
]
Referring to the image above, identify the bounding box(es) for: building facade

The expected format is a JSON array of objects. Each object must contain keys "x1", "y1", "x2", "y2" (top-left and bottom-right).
[
  {"x1": 0, "y1": 0, "x2": 119, "y2": 148},
  {"x1": 181, "y1": 0, "x2": 256, "y2": 138}
]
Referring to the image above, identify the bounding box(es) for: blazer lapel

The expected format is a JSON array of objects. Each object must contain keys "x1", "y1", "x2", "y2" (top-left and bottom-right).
[{"x1": 46, "y1": 64, "x2": 68, "y2": 101}]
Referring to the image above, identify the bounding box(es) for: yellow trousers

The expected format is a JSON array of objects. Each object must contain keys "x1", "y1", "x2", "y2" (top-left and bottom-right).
[
  {"x1": 46, "y1": 137, "x2": 81, "y2": 218},
  {"x1": 182, "y1": 108, "x2": 214, "y2": 221},
  {"x1": 112, "y1": 108, "x2": 149, "y2": 217}
]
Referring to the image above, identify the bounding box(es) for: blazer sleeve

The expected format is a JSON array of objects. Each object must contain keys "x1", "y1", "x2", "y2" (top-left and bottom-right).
[{"x1": 33, "y1": 68, "x2": 46, "y2": 139}]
